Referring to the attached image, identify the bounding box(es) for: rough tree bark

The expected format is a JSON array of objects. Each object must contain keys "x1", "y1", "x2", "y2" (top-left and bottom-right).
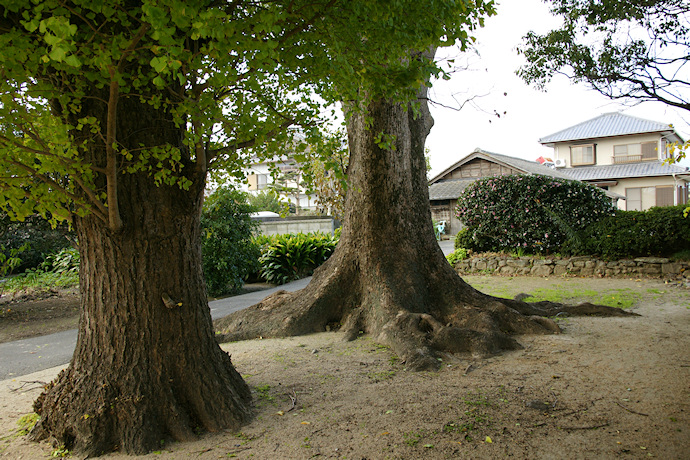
[
  {"x1": 30, "y1": 95, "x2": 252, "y2": 455},
  {"x1": 215, "y1": 86, "x2": 634, "y2": 371}
]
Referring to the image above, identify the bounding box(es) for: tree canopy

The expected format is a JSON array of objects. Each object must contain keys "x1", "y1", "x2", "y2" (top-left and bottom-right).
[
  {"x1": 517, "y1": 0, "x2": 689, "y2": 112},
  {"x1": 0, "y1": 0, "x2": 496, "y2": 228}
]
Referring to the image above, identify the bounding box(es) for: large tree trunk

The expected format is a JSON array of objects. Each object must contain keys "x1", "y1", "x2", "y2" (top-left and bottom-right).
[
  {"x1": 215, "y1": 86, "x2": 633, "y2": 371},
  {"x1": 30, "y1": 96, "x2": 252, "y2": 456}
]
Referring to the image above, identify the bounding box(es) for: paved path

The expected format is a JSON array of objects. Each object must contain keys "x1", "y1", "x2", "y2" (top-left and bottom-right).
[{"x1": 0, "y1": 241, "x2": 454, "y2": 380}]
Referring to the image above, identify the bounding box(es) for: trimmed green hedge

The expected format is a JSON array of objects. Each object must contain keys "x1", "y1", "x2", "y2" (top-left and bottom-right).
[
  {"x1": 456, "y1": 174, "x2": 614, "y2": 253},
  {"x1": 564, "y1": 205, "x2": 690, "y2": 259}
]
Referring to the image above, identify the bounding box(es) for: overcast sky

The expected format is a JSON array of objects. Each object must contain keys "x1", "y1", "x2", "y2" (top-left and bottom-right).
[{"x1": 425, "y1": 0, "x2": 690, "y2": 177}]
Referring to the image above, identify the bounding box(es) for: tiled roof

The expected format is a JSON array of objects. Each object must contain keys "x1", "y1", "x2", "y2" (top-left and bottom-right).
[
  {"x1": 560, "y1": 161, "x2": 690, "y2": 181},
  {"x1": 486, "y1": 151, "x2": 575, "y2": 179},
  {"x1": 539, "y1": 112, "x2": 681, "y2": 144},
  {"x1": 428, "y1": 149, "x2": 594, "y2": 201},
  {"x1": 429, "y1": 179, "x2": 474, "y2": 200},
  {"x1": 429, "y1": 148, "x2": 573, "y2": 184}
]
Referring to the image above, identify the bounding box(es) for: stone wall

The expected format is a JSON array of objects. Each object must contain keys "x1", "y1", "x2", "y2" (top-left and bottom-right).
[{"x1": 452, "y1": 254, "x2": 688, "y2": 279}]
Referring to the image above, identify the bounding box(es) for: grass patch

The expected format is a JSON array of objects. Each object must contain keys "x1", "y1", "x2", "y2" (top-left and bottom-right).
[
  {"x1": 1, "y1": 271, "x2": 78, "y2": 295},
  {"x1": 468, "y1": 279, "x2": 642, "y2": 310}
]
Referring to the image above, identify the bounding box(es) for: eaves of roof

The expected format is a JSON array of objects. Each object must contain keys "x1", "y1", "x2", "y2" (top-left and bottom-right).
[
  {"x1": 429, "y1": 148, "x2": 573, "y2": 184},
  {"x1": 558, "y1": 162, "x2": 690, "y2": 181},
  {"x1": 428, "y1": 179, "x2": 474, "y2": 200}
]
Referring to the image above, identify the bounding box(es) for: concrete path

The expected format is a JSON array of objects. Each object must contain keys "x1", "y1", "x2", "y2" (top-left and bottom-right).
[{"x1": 0, "y1": 240, "x2": 454, "y2": 380}]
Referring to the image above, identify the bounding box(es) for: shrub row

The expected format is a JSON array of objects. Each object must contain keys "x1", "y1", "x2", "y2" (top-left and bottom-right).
[
  {"x1": 563, "y1": 204, "x2": 690, "y2": 259},
  {"x1": 454, "y1": 173, "x2": 690, "y2": 260}
]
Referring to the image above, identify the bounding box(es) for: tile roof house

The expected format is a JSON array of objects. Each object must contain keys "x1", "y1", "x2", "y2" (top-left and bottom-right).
[
  {"x1": 428, "y1": 148, "x2": 601, "y2": 236},
  {"x1": 539, "y1": 112, "x2": 690, "y2": 211}
]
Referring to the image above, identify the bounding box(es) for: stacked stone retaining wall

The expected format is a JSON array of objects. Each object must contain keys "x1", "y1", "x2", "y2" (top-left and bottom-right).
[{"x1": 452, "y1": 254, "x2": 688, "y2": 279}]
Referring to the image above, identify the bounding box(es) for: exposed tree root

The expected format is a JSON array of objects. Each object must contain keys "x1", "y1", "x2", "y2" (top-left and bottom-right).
[{"x1": 215, "y1": 254, "x2": 637, "y2": 372}]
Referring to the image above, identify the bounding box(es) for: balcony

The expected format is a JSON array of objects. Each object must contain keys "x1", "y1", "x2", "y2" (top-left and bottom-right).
[{"x1": 613, "y1": 154, "x2": 656, "y2": 164}]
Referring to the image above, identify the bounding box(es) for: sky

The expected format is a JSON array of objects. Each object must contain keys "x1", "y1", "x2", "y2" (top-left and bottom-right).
[{"x1": 425, "y1": 0, "x2": 690, "y2": 178}]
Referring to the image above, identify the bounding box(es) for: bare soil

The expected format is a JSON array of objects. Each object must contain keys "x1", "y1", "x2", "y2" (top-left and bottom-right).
[
  {"x1": 1, "y1": 275, "x2": 689, "y2": 459},
  {"x1": 0, "y1": 288, "x2": 80, "y2": 343}
]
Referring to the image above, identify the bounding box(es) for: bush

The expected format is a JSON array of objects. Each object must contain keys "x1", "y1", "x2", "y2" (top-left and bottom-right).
[
  {"x1": 446, "y1": 248, "x2": 469, "y2": 265},
  {"x1": 247, "y1": 190, "x2": 287, "y2": 214},
  {"x1": 0, "y1": 214, "x2": 73, "y2": 272},
  {"x1": 565, "y1": 205, "x2": 690, "y2": 259},
  {"x1": 456, "y1": 175, "x2": 614, "y2": 253},
  {"x1": 258, "y1": 231, "x2": 338, "y2": 285},
  {"x1": 201, "y1": 187, "x2": 261, "y2": 297},
  {"x1": 40, "y1": 247, "x2": 80, "y2": 274}
]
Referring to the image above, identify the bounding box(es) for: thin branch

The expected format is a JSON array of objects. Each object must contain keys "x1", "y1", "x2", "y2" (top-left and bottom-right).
[{"x1": 105, "y1": 67, "x2": 123, "y2": 232}]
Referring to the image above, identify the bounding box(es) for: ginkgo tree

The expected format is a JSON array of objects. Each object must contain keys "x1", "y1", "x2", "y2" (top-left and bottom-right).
[{"x1": 0, "y1": 0, "x2": 505, "y2": 455}]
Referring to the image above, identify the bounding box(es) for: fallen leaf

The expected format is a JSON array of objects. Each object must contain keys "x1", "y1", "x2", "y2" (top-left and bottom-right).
[
  {"x1": 276, "y1": 411, "x2": 284, "y2": 416},
  {"x1": 485, "y1": 436, "x2": 493, "y2": 443},
  {"x1": 301, "y1": 421, "x2": 310, "y2": 425}
]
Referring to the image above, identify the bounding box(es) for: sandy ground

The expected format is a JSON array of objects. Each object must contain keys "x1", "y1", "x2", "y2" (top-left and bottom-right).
[{"x1": 0, "y1": 276, "x2": 688, "y2": 459}]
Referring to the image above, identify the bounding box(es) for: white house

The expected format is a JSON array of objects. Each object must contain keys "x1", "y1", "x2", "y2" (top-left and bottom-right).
[
  {"x1": 242, "y1": 156, "x2": 316, "y2": 213},
  {"x1": 539, "y1": 112, "x2": 690, "y2": 211}
]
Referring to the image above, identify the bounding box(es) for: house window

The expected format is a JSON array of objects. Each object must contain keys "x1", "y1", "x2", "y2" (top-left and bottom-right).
[
  {"x1": 613, "y1": 142, "x2": 658, "y2": 164},
  {"x1": 247, "y1": 173, "x2": 268, "y2": 191},
  {"x1": 626, "y1": 187, "x2": 641, "y2": 210},
  {"x1": 570, "y1": 144, "x2": 595, "y2": 166},
  {"x1": 627, "y1": 186, "x2": 675, "y2": 210},
  {"x1": 656, "y1": 186, "x2": 673, "y2": 207}
]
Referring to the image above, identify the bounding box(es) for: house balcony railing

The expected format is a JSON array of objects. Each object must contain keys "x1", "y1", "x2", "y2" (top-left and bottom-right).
[{"x1": 613, "y1": 154, "x2": 657, "y2": 164}]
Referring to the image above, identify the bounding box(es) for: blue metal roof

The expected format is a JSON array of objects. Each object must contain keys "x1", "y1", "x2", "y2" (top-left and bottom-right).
[{"x1": 539, "y1": 112, "x2": 681, "y2": 145}]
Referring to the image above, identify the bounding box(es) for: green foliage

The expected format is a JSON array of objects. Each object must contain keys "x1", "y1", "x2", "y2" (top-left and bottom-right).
[
  {"x1": 257, "y1": 232, "x2": 338, "y2": 285},
  {"x1": 40, "y1": 247, "x2": 80, "y2": 275},
  {"x1": 564, "y1": 205, "x2": 690, "y2": 259},
  {"x1": 446, "y1": 248, "x2": 469, "y2": 265},
  {"x1": 201, "y1": 187, "x2": 260, "y2": 297},
  {"x1": 16, "y1": 413, "x2": 40, "y2": 436},
  {"x1": 518, "y1": 0, "x2": 689, "y2": 111},
  {"x1": 0, "y1": 0, "x2": 496, "y2": 229},
  {"x1": 294, "y1": 129, "x2": 349, "y2": 220},
  {"x1": 456, "y1": 175, "x2": 614, "y2": 253},
  {"x1": 0, "y1": 214, "x2": 73, "y2": 272},
  {"x1": 454, "y1": 228, "x2": 472, "y2": 251},
  {"x1": 2, "y1": 266, "x2": 79, "y2": 295},
  {"x1": 247, "y1": 190, "x2": 287, "y2": 215},
  {"x1": 0, "y1": 243, "x2": 27, "y2": 277}
]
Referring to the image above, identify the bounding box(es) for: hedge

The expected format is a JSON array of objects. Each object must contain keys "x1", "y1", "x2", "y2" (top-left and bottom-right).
[
  {"x1": 564, "y1": 204, "x2": 690, "y2": 259},
  {"x1": 456, "y1": 174, "x2": 614, "y2": 253}
]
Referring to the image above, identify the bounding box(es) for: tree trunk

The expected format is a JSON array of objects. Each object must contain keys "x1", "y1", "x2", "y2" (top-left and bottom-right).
[
  {"x1": 215, "y1": 87, "x2": 634, "y2": 371},
  {"x1": 30, "y1": 97, "x2": 252, "y2": 456}
]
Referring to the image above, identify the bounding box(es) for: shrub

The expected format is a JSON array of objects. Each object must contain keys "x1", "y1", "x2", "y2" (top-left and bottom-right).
[
  {"x1": 201, "y1": 187, "x2": 261, "y2": 297},
  {"x1": 258, "y1": 231, "x2": 338, "y2": 285},
  {"x1": 446, "y1": 248, "x2": 469, "y2": 265},
  {"x1": 456, "y1": 174, "x2": 614, "y2": 253},
  {"x1": 40, "y1": 247, "x2": 80, "y2": 274},
  {"x1": 565, "y1": 205, "x2": 690, "y2": 259},
  {"x1": 247, "y1": 190, "x2": 287, "y2": 214},
  {"x1": 0, "y1": 214, "x2": 73, "y2": 272}
]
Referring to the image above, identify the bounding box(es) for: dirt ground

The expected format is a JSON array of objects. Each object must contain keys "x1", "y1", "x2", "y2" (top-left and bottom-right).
[
  {"x1": 0, "y1": 275, "x2": 688, "y2": 459},
  {"x1": 0, "y1": 288, "x2": 79, "y2": 343}
]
